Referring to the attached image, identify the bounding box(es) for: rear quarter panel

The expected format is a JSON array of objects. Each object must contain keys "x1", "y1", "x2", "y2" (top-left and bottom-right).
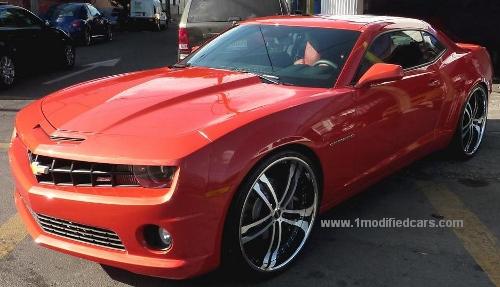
[{"x1": 434, "y1": 39, "x2": 493, "y2": 143}]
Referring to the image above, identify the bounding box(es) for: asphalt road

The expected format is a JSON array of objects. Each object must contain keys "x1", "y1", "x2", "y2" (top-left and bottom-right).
[{"x1": 1, "y1": 27, "x2": 500, "y2": 287}]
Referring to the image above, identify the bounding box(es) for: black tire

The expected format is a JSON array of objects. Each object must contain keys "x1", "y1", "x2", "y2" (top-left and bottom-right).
[
  {"x1": 222, "y1": 150, "x2": 320, "y2": 278},
  {"x1": 0, "y1": 55, "x2": 16, "y2": 89},
  {"x1": 448, "y1": 84, "x2": 488, "y2": 159},
  {"x1": 59, "y1": 44, "x2": 76, "y2": 69},
  {"x1": 106, "y1": 25, "x2": 113, "y2": 41},
  {"x1": 82, "y1": 28, "x2": 92, "y2": 46},
  {"x1": 154, "y1": 19, "x2": 161, "y2": 32}
]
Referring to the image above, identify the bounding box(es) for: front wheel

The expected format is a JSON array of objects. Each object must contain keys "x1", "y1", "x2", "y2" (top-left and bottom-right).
[
  {"x1": 448, "y1": 84, "x2": 488, "y2": 159},
  {"x1": 0, "y1": 55, "x2": 16, "y2": 88},
  {"x1": 154, "y1": 19, "x2": 161, "y2": 31},
  {"x1": 223, "y1": 150, "x2": 319, "y2": 276}
]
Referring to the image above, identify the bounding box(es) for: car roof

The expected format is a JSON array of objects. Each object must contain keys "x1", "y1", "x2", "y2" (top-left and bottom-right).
[{"x1": 244, "y1": 15, "x2": 431, "y2": 31}]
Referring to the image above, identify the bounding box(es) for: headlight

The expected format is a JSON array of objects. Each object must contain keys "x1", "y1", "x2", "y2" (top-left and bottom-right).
[{"x1": 133, "y1": 166, "x2": 176, "y2": 188}]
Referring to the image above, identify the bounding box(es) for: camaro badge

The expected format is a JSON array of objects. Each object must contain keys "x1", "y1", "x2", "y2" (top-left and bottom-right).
[{"x1": 31, "y1": 162, "x2": 50, "y2": 176}]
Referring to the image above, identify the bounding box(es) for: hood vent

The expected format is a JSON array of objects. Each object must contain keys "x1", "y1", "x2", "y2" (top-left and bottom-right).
[{"x1": 49, "y1": 135, "x2": 85, "y2": 143}]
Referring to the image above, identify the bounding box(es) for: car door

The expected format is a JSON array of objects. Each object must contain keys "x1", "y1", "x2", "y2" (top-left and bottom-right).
[{"x1": 352, "y1": 29, "x2": 446, "y2": 182}]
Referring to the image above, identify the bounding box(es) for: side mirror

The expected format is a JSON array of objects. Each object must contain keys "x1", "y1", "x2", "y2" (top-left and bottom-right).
[{"x1": 356, "y1": 63, "x2": 404, "y2": 88}]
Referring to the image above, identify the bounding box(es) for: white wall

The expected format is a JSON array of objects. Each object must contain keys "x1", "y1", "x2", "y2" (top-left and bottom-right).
[{"x1": 321, "y1": 0, "x2": 363, "y2": 15}]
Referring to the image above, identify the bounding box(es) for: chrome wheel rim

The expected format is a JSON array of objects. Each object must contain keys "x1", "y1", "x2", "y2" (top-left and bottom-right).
[
  {"x1": 0, "y1": 56, "x2": 15, "y2": 85},
  {"x1": 239, "y1": 157, "x2": 318, "y2": 272},
  {"x1": 65, "y1": 45, "x2": 75, "y2": 66},
  {"x1": 462, "y1": 87, "x2": 488, "y2": 155}
]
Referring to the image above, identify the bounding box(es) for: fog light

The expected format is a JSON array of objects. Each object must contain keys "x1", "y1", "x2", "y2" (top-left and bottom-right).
[
  {"x1": 143, "y1": 225, "x2": 172, "y2": 250},
  {"x1": 159, "y1": 227, "x2": 172, "y2": 247}
]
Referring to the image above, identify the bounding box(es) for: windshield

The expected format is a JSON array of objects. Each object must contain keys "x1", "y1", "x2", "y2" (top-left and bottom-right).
[
  {"x1": 182, "y1": 24, "x2": 360, "y2": 88},
  {"x1": 188, "y1": 0, "x2": 283, "y2": 23},
  {"x1": 45, "y1": 4, "x2": 81, "y2": 20}
]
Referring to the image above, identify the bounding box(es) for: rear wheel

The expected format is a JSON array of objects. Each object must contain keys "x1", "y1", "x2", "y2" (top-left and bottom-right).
[
  {"x1": 106, "y1": 25, "x2": 113, "y2": 41},
  {"x1": 449, "y1": 85, "x2": 488, "y2": 159},
  {"x1": 0, "y1": 55, "x2": 16, "y2": 88},
  {"x1": 223, "y1": 150, "x2": 319, "y2": 276},
  {"x1": 82, "y1": 28, "x2": 92, "y2": 46}
]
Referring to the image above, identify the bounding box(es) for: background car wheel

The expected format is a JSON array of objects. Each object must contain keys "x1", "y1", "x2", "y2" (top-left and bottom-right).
[
  {"x1": 154, "y1": 19, "x2": 161, "y2": 32},
  {"x1": 449, "y1": 84, "x2": 488, "y2": 159},
  {"x1": 161, "y1": 20, "x2": 168, "y2": 30},
  {"x1": 106, "y1": 26, "x2": 113, "y2": 41},
  {"x1": 82, "y1": 29, "x2": 92, "y2": 46},
  {"x1": 0, "y1": 55, "x2": 16, "y2": 88},
  {"x1": 60, "y1": 45, "x2": 76, "y2": 69},
  {"x1": 223, "y1": 150, "x2": 320, "y2": 277}
]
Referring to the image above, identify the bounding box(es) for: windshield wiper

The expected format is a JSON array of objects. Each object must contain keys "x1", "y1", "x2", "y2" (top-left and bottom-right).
[
  {"x1": 258, "y1": 74, "x2": 281, "y2": 85},
  {"x1": 230, "y1": 68, "x2": 281, "y2": 85},
  {"x1": 171, "y1": 63, "x2": 191, "y2": 68}
]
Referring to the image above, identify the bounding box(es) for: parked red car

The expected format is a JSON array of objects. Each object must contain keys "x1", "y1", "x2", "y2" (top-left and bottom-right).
[{"x1": 9, "y1": 15, "x2": 492, "y2": 279}]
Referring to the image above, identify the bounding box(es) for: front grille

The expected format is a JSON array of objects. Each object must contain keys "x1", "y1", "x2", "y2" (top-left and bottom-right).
[
  {"x1": 28, "y1": 152, "x2": 140, "y2": 187},
  {"x1": 34, "y1": 213, "x2": 125, "y2": 250}
]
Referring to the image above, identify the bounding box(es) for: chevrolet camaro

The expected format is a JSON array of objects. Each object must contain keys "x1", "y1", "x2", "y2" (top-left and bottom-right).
[{"x1": 9, "y1": 15, "x2": 492, "y2": 279}]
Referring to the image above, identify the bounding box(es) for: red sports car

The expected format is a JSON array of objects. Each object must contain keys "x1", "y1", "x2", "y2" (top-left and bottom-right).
[{"x1": 9, "y1": 15, "x2": 492, "y2": 279}]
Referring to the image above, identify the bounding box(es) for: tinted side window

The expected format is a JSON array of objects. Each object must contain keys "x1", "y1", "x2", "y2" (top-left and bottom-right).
[
  {"x1": 4, "y1": 8, "x2": 42, "y2": 28},
  {"x1": 87, "y1": 5, "x2": 101, "y2": 17},
  {"x1": 355, "y1": 30, "x2": 443, "y2": 82},
  {"x1": 188, "y1": 0, "x2": 283, "y2": 23},
  {"x1": 0, "y1": 9, "x2": 18, "y2": 27},
  {"x1": 79, "y1": 6, "x2": 89, "y2": 19},
  {"x1": 422, "y1": 32, "x2": 446, "y2": 62}
]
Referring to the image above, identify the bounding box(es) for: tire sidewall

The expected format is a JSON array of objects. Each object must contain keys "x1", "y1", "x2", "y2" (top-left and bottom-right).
[{"x1": 83, "y1": 28, "x2": 91, "y2": 46}]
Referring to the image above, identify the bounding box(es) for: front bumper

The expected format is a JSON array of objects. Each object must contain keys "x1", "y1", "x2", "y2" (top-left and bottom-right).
[{"x1": 8, "y1": 134, "x2": 220, "y2": 279}]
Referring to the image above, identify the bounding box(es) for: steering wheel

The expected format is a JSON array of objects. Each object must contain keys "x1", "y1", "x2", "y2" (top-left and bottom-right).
[{"x1": 313, "y1": 59, "x2": 339, "y2": 70}]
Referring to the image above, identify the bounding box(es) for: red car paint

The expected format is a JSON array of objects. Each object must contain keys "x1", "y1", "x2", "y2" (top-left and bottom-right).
[{"x1": 9, "y1": 15, "x2": 492, "y2": 279}]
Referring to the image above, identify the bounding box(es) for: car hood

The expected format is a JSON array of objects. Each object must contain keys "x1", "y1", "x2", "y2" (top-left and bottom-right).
[{"x1": 40, "y1": 67, "x2": 322, "y2": 143}]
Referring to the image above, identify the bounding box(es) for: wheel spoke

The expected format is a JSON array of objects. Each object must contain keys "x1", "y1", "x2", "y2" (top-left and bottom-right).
[
  {"x1": 464, "y1": 125, "x2": 475, "y2": 152},
  {"x1": 241, "y1": 213, "x2": 272, "y2": 235},
  {"x1": 472, "y1": 123, "x2": 482, "y2": 137},
  {"x1": 279, "y1": 162, "x2": 297, "y2": 205},
  {"x1": 261, "y1": 222, "x2": 276, "y2": 268},
  {"x1": 282, "y1": 217, "x2": 310, "y2": 234},
  {"x1": 472, "y1": 92, "x2": 479, "y2": 119},
  {"x1": 282, "y1": 203, "x2": 315, "y2": 217},
  {"x1": 241, "y1": 220, "x2": 274, "y2": 244},
  {"x1": 259, "y1": 174, "x2": 278, "y2": 207},
  {"x1": 267, "y1": 221, "x2": 283, "y2": 269},
  {"x1": 283, "y1": 165, "x2": 304, "y2": 209},
  {"x1": 253, "y1": 183, "x2": 273, "y2": 211},
  {"x1": 462, "y1": 124, "x2": 471, "y2": 139}
]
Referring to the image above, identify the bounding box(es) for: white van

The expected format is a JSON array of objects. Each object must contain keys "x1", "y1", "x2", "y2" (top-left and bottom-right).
[{"x1": 130, "y1": 0, "x2": 168, "y2": 30}]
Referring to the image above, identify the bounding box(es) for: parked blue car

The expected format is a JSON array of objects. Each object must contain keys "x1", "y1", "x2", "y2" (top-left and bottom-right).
[{"x1": 43, "y1": 3, "x2": 112, "y2": 46}]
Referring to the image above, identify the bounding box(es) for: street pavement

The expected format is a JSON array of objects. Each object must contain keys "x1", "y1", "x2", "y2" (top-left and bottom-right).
[{"x1": 0, "y1": 27, "x2": 499, "y2": 287}]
